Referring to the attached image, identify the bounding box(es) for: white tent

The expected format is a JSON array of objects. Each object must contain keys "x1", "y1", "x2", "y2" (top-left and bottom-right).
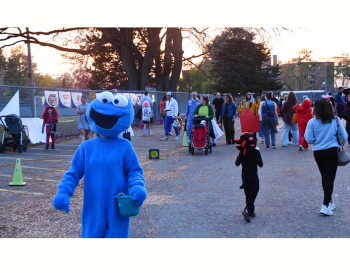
[
  {"x1": 0, "y1": 90, "x2": 20, "y2": 116},
  {"x1": 0, "y1": 91, "x2": 46, "y2": 144}
]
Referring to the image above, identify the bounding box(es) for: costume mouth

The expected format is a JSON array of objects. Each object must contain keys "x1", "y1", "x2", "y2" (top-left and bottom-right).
[{"x1": 90, "y1": 107, "x2": 121, "y2": 129}]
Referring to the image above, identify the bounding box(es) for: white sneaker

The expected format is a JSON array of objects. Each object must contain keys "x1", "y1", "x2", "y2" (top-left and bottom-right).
[
  {"x1": 174, "y1": 136, "x2": 180, "y2": 141},
  {"x1": 288, "y1": 141, "x2": 293, "y2": 145},
  {"x1": 161, "y1": 137, "x2": 169, "y2": 141},
  {"x1": 320, "y1": 205, "x2": 333, "y2": 216},
  {"x1": 328, "y1": 202, "x2": 336, "y2": 211},
  {"x1": 299, "y1": 145, "x2": 304, "y2": 151}
]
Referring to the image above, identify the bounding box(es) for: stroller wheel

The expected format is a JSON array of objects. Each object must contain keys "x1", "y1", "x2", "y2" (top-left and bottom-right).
[
  {"x1": 205, "y1": 148, "x2": 208, "y2": 155},
  {"x1": 23, "y1": 142, "x2": 27, "y2": 152},
  {"x1": 13, "y1": 146, "x2": 16, "y2": 152},
  {"x1": 210, "y1": 145, "x2": 212, "y2": 153},
  {"x1": 19, "y1": 146, "x2": 23, "y2": 153},
  {"x1": 0, "y1": 145, "x2": 5, "y2": 153},
  {"x1": 191, "y1": 146, "x2": 194, "y2": 155},
  {"x1": 189, "y1": 143, "x2": 192, "y2": 153}
]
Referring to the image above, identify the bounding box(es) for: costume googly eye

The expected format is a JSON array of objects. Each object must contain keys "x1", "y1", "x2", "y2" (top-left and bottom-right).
[
  {"x1": 98, "y1": 91, "x2": 113, "y2": 103},
  {"x1": 112, "y1": 94, "x2": 128, "y2": 108}
]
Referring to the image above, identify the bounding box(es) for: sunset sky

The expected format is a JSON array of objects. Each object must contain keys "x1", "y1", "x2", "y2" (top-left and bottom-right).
[{"x1": 3, "y1": 27, "x2": 350, "y2": 76}]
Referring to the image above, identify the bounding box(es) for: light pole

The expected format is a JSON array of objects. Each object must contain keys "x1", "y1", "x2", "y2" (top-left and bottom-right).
[
  {"x1": 325, "y1": 62, "x2": 327, "y2": 93},
  {"x1": 26, "y1": 27, "x2": 35, "y2": 118}
]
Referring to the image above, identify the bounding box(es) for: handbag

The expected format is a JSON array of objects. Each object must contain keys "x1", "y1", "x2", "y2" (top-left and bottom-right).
[
  {"x1": 335, "y1": 118, "x2": 350, "y2": 166},
  {"x1": 291, "y1": 112, "x2": 298, "y2": 124},
  {"x1": 265, "y1": 101, "x2": 275, "y2": 118},
  {"x1": 123, "y1": 130, "x2": 131, "y2": 141},
  {"x1": 172, "y1": 118, "x2": 181, "y2": 128}
]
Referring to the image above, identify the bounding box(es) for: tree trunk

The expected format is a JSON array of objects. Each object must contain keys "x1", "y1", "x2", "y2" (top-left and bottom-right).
[
  {"x1": 140, "y1": 28, "x2": 162, "y2": 90},
  {"x1": 168, "y1": 28, "x2": 183, "y2": 91}
]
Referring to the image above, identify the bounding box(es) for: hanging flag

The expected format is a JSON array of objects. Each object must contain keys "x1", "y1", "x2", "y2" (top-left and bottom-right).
[
  {"x1": 44, "y1": 91, "x2": 59, "y2": 107},
  {"x1": 58, "y1": 91, "x2": 71, "y2": 108},
  {"x1": 71, "y1": 92, "x2": 82, "y2": 108}
]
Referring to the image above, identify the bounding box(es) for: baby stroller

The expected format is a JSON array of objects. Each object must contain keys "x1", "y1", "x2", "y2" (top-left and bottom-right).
[
  {"x1": 189, "y1": 116, "x2": 212, "y2": 155},
  {"x1": 0, "y1": 114, "x2": 29, "y2": 153}
]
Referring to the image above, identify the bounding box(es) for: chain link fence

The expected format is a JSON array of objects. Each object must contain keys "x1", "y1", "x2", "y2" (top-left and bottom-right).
[{"x1": 0, "y1": 85, "x2": 218, "y2": 119}]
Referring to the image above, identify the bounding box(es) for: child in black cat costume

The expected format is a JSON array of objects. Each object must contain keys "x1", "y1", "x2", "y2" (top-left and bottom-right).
[{"x1": 234, "y1": 133, "x2": 263, "y2": 222}]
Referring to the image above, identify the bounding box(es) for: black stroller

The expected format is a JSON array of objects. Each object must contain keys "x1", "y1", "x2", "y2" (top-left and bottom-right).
[
  {"x1": 189, "y1": 116, "x2": 212, "y2": 155},
  {"x1": 0, "y1": 114, "x2": 29, "y2": 153}
]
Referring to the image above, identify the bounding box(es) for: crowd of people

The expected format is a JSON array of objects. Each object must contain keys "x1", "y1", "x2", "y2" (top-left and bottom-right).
[
  {"x1": 39, "y1": 88, "x2": 349, "y2": 223},
  {"x1": 154, "y1": 89, "x2": 350, "y2": 221}
]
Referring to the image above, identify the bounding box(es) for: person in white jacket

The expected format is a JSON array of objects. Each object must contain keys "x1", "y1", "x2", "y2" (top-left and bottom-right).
[{"x1": 162, "y1": 92, "x2": 180, "y2": 141}]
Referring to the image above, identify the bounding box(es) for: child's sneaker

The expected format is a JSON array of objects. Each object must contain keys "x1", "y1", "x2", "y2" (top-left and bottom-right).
[
  {"x1": 320, "y1": 205, "x2": 333, "y2": 216},
  {"x1": 288, "y1": 141, "x2": 293, "y2": 145},
  {"x1": 161, "y1": 137, "x2": 169, "y2": 141},
  {"x1": 242, "y1": 207, "x2": 251, "y2": 222},
  {"x1": 272, "y1": 144, "x2": 277, "y2": 149},
  {"x1": 328, "y1": 202, "x2": 335, "y2": 211},
  {"x1": 148, "y1": 132, "x2": 152, "y2": 136},
  {"x1": 168, "y1": 132, "x2": 173, "y2": 136},
  {"x1": 142, "y1": 134, "x2": 146, "y2": 137},
  {"x1": 174, "y1": 136, "x2": 180, "y2": 141},
  {"x1": 299, "y1": 145, "x2": 304, "y2": 151},
  {"x1": 266, "y1": 146, "x2": 270, "y2": 149}
]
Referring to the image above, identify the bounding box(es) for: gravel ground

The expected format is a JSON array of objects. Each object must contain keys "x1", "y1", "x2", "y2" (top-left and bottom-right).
[{"x1": 0, "y1": 118, "x2": 349, "y2": 238}]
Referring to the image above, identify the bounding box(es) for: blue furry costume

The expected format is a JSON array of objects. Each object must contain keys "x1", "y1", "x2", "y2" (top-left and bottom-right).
[{"x1": 52, "y1": 91, "x2": 147, "y2": 238}]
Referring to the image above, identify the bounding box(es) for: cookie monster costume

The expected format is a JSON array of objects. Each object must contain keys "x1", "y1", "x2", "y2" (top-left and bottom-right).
[{"x1": 52, "y1": 91, "x2": 147, "y2": 238}]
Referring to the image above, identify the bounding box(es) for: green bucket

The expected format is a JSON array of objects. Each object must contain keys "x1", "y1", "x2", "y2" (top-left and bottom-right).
[{"x1": 115, "y1": 195, "x2": 140, "y2": 217}]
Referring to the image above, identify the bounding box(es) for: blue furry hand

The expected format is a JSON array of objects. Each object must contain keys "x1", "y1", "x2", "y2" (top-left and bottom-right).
[
  {"x1": 130, "y1": 185, "x2": 147, "y2": 206},
  {"x1": 52, "y1": 193, "x2": 70, "y2": 213}
]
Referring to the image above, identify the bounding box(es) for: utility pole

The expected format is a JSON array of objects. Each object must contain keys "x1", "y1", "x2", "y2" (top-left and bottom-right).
[
  {"x1": 325, "y1": 62, "x2": 327, "y2": 93},
  {"x1": 26, "y1": 27, "x2": 35, "y2": 118}
]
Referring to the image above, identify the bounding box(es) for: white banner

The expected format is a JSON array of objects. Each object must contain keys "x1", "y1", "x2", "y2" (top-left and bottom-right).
[
  {"x1": 21, "y1": 118, "x2": 47, "y2": 144},
  {"x1": 0, "y1": 90, "x2": 20, "y2": 117},
  {"x1": 71, "y1": 92, "x2": 82, "y2": 108},
  {"x1": 58, "y1": 91, "x2": 71, "y2": 108},
  {"x1": 44, "y1": 91, "x2": 59, "y2": 107}
]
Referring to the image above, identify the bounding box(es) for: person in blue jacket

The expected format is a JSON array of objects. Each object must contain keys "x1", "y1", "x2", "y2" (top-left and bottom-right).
[
  {"x1": 305, "y1": 98, "x2": 348, "y2": 216},
  {"x1": 219, "y1": 94, "x2": 237, "y2": 144},
  {"x1": 52, "y1": 91, "x2": 147, "y2": 238},
  {"x1": 185, "y1": 91, "x2": 200, "y2": 143},
  {"x1": 334, "y1": 87, "x2": 346, "y2": 117}
]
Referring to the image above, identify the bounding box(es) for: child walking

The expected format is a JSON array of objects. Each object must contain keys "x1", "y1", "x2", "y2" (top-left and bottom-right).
[
  {"x1": 141, "y1": 101, "x2": 151, "y2": 136},
  {"x1": 293, "y1": 98, "x2": 313, "y2": 151},
  {"x1": 341, "y1": 101, "x2": 350, "y2": 146},
  {"x1": 41, "y1": 106, "x2": 59, "y2": 149},
  {"x1": 234, "y1": 133, "x2": 263, "y2": 222}
]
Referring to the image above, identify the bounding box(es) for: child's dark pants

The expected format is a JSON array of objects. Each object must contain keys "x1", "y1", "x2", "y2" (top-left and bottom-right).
[{"x1": 244, "y1": 178, "x2": 259, "y2": 214}]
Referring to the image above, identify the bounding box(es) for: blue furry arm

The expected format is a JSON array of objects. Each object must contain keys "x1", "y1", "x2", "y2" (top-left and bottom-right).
[
  {"x1": 123, "y1": 143, "x2": 147, "y2": 206},
  {"x1": 52, "y1": 146, "x2": 85, "y2": 213}
]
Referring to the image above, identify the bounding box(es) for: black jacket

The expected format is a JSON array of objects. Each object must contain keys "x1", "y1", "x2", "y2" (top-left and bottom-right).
[{"x1": 235, "y1": 149, "x2": 263, "y2": 189}]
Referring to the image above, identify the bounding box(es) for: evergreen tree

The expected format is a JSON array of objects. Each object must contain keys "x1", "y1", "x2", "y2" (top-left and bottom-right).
[{"x1": 211, "y1": 36, "x2": 281, "y2": 96}]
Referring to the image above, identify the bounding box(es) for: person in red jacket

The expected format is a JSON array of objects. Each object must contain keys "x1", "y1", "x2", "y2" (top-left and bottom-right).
[
  {"x1": 41, "y1": 106, "x2": 59, "y2": 150},
  {"x1": 293, "y1": 98, "x2": 313, "y2": 151}
]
